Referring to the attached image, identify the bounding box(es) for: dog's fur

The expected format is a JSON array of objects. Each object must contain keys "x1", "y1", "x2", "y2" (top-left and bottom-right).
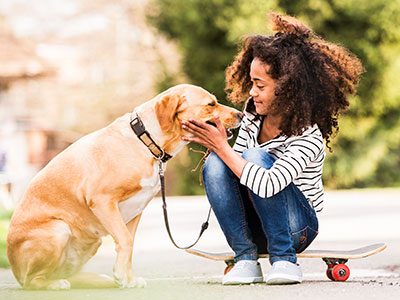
[{"x1": 6, "y1": 84, "x2": 242, "y2": 290}]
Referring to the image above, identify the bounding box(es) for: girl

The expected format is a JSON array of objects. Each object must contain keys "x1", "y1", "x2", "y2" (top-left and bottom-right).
[{"x1": 182, "y1": 12, "x2": 363, "y2": 285}]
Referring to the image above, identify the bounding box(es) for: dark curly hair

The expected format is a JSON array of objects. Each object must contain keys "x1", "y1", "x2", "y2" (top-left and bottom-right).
[{"x1": 225, "y1": 13, "x2": 364, "y2": 150}]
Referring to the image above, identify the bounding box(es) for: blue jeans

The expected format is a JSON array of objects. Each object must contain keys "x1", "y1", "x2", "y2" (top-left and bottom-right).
[{"x1": 202, "y1": 148, "x2": 319, "y2": 264}]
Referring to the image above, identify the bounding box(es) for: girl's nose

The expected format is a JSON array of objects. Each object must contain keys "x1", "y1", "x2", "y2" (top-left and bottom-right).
[{"x1": 249, "y1": 86, "x2": 257, "y2": 97}]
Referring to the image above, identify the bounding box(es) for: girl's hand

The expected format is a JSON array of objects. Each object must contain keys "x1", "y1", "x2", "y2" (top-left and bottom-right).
[{"x1": 181, "y1": 116, "x2": 230, "y2": 152}]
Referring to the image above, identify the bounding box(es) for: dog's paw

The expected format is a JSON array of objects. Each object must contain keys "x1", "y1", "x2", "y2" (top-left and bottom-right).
[
  {"x1": 115, "y1": 276, "x2": 146, "y2": 288},
  {"x1": 47, "y1": 279, "x2": 71, "y2": 290},
  {"x1": 127, "y1": 277, "x2": 147, "y2": 288}
]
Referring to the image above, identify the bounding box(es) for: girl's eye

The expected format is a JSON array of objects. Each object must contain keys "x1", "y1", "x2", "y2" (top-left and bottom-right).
[{"x1": 251, "y1": 81, "x2": 265, "y2": 90}]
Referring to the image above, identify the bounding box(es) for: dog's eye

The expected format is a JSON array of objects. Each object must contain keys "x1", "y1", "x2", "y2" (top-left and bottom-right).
[{"x1": 208, "y1": 102, "x2": 216, "y2": 107}]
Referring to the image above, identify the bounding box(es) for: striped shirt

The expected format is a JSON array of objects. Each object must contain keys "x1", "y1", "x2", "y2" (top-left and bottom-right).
[{"x1": 233, "y1": 99, "x2": 326, "y2": 213}]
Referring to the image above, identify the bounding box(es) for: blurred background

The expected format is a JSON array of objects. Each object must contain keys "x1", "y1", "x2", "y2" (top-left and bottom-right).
[{"x1": 0, "y1": 0, "x2": 399, "y2": 268}]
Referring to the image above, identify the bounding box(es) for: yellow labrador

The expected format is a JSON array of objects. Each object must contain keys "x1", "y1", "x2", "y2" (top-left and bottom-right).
[{"x1": 7, "y1": 84, "x2": 242, "y2": 290}]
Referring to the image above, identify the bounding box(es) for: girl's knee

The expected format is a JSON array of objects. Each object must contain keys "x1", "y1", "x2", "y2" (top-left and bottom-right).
[
  {"x1": 242, "y1": 148, "x2": 274, "y2": 168},
  {"x1": 203, "y1": 152, "x2": 230, "y2": 179}
]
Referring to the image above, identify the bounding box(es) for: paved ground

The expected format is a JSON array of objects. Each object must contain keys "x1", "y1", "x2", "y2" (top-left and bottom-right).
[{"x1": 1, "y1": 189, "x2": 399, "y2": 299}]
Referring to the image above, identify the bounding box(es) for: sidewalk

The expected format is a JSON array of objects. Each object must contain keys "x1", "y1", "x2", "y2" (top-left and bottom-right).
[{"x1": 1, "y1": 189, "x2": 399, "y2": 299}]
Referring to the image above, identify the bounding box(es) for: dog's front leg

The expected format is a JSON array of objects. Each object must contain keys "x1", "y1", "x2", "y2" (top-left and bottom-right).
[
  {"x1": 125, "y1": 213, "x2": 146, "y2": 287},
  {"x1": 90, "y1": 199, "x2": 141, "y2": 288}
]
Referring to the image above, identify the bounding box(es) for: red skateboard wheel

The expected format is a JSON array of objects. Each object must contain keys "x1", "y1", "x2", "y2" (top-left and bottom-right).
[
  {"x1": 326, "y1": 268, "x2": 334, "y2": 281},
  {"x1": 331, "y1": 264, "x2": 350, "y2": 281}
]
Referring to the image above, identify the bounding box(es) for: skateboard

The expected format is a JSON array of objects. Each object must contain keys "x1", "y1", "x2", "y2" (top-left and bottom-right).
[{"x1": 186, "y1": 243, "x2": 386, "y2": 282}]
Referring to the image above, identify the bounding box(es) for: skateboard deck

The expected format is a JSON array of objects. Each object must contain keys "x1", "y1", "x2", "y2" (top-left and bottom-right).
[{"x1": 186, "y1": 243, "x2": 386, "y2": 282}]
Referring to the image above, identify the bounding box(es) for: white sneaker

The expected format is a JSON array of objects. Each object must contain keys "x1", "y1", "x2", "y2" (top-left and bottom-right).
[
  {"x1": 265, "y1": 261, "x2": 303, "y2": 285},
  {"x1": 222, "y1": 260, "x2": 263, "y2": 285}
]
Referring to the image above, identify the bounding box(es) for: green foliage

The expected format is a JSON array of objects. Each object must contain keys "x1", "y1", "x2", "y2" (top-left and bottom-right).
[
  {"x1": 0, "y1": 211, "x2": 11, "y2": 268},
  {"x1": 149, "y1": 0, "x2": 400, "y2": 193}
]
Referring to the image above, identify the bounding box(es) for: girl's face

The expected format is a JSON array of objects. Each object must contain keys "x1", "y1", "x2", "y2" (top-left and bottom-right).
[{"x1": 249, "y1": 58, "x2": 277, "y2": 116}]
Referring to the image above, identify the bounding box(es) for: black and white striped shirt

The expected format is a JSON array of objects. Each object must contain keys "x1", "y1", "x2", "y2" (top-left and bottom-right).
[{"x1": 233, "y1": 100, "x2": 326, "y2": 213}]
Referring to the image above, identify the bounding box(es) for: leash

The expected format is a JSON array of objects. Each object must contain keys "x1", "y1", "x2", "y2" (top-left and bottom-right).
[
  {"x1": 158, "y1": 159, "x2": 212, "y2": 249},
  {"x1": 130, "y1": 111, "x2": 211, "y2": 249}
]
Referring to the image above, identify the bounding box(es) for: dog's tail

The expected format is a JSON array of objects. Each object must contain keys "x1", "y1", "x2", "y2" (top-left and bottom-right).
[{"x1": 68, "y1": 272, "x2": 118, "y2": 289}]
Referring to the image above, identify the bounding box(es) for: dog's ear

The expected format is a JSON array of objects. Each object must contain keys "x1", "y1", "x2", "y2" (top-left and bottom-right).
[{"x1": 155, "y1": 94, "x2": 185, "y2": 133}]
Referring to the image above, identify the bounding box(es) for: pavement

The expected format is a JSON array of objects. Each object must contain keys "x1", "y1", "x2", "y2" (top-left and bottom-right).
[{"x1": 1, "y1": 189, "x2": 400, "y2": 299}]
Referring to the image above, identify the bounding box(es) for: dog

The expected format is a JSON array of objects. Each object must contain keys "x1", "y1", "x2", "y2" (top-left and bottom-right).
[{"x1": 6, "y1": 84, "x2": 242, "y2": 290}]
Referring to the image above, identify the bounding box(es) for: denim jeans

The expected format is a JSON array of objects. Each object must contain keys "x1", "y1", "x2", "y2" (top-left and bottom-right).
[{"x1": 202, "y1": 148, "x2": 319, "y2": 264}]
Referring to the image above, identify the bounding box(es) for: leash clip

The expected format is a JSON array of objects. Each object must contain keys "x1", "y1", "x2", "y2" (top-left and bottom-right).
[{"x1": 158, "y1": 159, "x2": 165, "y2": 177}]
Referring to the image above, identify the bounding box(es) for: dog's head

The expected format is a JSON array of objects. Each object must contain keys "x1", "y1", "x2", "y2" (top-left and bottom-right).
[{"x1": 155, "y1": 84, "x2": 242, "y2": 138}]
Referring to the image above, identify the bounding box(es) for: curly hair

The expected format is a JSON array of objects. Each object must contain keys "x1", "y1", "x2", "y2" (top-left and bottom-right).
[{"x1": 225, "y1": 12, "x2": 364, "y2": 149}]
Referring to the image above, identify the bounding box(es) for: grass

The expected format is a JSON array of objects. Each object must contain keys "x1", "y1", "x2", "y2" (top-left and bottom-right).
[{"x1": 0, "y1": 210, "x2": 11, "y2": 268}]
